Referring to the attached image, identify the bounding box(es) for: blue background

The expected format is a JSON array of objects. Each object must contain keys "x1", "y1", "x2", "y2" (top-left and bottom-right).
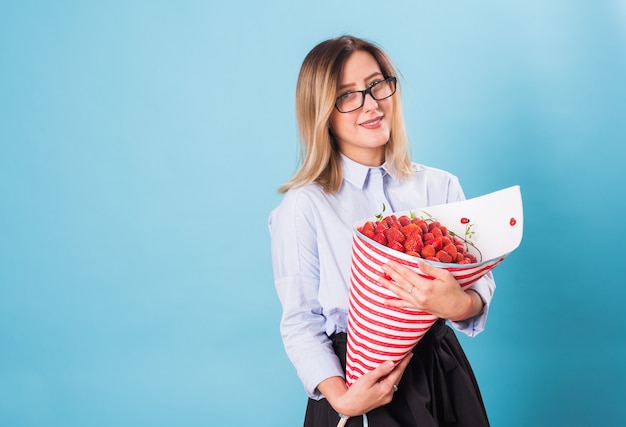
[{"x1": 1, "y1": 1, "x2": 625, "y2": 426}]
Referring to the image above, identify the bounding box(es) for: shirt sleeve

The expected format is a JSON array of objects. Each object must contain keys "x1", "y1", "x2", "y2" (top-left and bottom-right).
[
  {"x1": 448, "y1": 272, "x2": 496, "y2": 336},
  {"x1": 268, "y1": 190, "x2": 344, "y2": 399}
]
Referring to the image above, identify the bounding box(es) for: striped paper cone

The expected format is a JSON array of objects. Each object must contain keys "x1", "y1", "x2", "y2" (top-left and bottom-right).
[{"x1": 345, "y1": 186, "x2": 523, "y2": 386}]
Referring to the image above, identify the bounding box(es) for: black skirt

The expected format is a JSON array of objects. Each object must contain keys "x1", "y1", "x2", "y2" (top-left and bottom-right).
[{"x1": 303, "y1": 319, "x2": 490, "y2": 427}]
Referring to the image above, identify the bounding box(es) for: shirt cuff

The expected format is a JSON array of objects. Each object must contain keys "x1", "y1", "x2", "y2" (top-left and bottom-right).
[
  {"x1": 449, "y1": 272, "x2": 495, "y2": 337},
  {"x1": 299, "y1": 352, "x2": 345, "y2": 400}
]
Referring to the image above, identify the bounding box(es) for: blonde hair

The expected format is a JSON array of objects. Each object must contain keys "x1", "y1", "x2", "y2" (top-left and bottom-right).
[{"x1": 279, "y1": 35, "x2": 413, "y2": 194}]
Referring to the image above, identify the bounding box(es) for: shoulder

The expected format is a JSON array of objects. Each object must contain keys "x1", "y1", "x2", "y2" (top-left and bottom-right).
[
  {"x1": 269, "y1": 183, "x2": 326, "y2": 225},
  {"x1": 409, "y1": 162, "x2": 461, "y2": 185}
]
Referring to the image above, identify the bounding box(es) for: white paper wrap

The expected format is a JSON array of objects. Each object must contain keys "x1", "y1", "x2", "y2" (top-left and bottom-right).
[{"x1": 345, "y1": 185, "x2": 524, "y2": 386}]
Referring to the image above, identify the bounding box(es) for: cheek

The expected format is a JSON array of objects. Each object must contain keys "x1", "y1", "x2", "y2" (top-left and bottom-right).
[{"x1": 330, "y1": 114, "x2": 354, "y2": 136}]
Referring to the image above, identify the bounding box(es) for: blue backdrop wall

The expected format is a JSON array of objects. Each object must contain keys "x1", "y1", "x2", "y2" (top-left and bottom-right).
[{"x1": 1, "y1": 1, "x2": 625, "y2": 426}]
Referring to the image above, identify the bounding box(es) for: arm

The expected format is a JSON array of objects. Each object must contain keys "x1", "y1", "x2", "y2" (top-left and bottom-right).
[
  {"x1": 317, "y1": 354, "x2": 413, "y2": 417},
  {"x1": 270, "y1": 192, "x2": 344, "y2": 398},
  {"x1": 379, "y1": 260, "x2": 493, "y2": 331}
]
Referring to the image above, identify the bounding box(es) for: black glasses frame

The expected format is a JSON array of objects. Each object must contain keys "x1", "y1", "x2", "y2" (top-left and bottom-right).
[{"x1": 334, "y1": 76, "x2": 397, "y2": 113}]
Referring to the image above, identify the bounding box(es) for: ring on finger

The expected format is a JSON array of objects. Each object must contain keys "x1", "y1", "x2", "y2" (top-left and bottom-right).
[{"x1": 408, "y1": 285, "x2": 414, "y2": 294}]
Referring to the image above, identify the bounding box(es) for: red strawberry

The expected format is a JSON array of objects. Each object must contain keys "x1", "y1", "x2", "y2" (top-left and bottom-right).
[
  {"x1": 431, "y1": 236, "x2": 443, "y2": 251},
  {"x1": 404, "y1": 233, "x2": 424, "y2": 253},
  {"x1": 436, "y1": 250, "x2": 453, "y2": 263},
  {"x1": 362, "y1": 229, "x2": 375, "y2": 239},
  {"x1": 391, "y1": 220, "x2": 403, "y2": 230},
  {"x1": 416, "y1": 220, "x2": 429, "y2": 234},
  {"x1": 428, "y1": 221, "x2": 441, "y2": 231},
  {"x1": 388, "y1": 240, "x2": 405, "y2": 252},
  {"x1": 465, "y1": 253, "x2": 478, "y2": 263},
  {"x1": 361, "y1": 221, "x2": 375, "y2": 234},
  {"x1": 400, "y1": 223, "x2": 420, "y2": 237},
  {"x1": 385, "y1": 227, "x2": 405, "y2": 244},
  {"x1": 374, "y1": 221, "x2": 389, "y2": 234},
  {"x1": 421, "y1": 245, "x2": 436, "y2": 259},
  {"x1": 405, "y1": 251, "x2": 421, "y2": 258},
  {"x1": 443, "y1": 243, "x2": 458, "y2": 258},
  {"x1": 384, "y1": 215, "x2": 397, "y2": 227},
  {"x1": 431, "y1": 227, "x2": 443, "y2": 238},
  {"x1": 373, "y1": 232, "x2": 387, "y2": 246},
  {"x1": 398, "y1": 215, "x2": 411, "y2": 226}
]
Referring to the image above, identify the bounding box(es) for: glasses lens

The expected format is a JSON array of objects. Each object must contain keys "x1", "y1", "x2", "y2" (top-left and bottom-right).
[
  {"x1": 336, "y1": 92, "x2": 361, "y2": 113},
  {"x1": 371, "y1": 78, "x2": 396, "y2": 100}
]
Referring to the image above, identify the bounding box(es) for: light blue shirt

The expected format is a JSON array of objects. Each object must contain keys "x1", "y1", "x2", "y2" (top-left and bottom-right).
[{"x1": 269, "y1": 154, "x2": 495, "y2": 399}]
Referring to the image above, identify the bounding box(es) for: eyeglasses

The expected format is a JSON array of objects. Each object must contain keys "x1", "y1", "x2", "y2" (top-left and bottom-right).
[{"x1": 334, "y1": 77, "x2": 397, "y2": 113}]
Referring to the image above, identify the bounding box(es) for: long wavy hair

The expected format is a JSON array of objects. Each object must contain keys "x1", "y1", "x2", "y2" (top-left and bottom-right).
[{"x1": 279, "y1": 35, "x2": 413, "y2": 194}]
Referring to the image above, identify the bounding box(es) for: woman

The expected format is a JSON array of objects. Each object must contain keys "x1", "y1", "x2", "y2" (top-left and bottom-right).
[{"x1": 269, "y1": 35, "x2": 493, "y2": 427}]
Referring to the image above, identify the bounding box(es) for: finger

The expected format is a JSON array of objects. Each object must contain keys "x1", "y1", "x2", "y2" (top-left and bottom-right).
[
  {"x1": 378, "y1": 272, "x2": 409, "y2": 295},
  {"x1": 416, "y1": 260, "x2": 446, "y2": 280},
  {"x1": 359, "y1": 360, "x2": 395, "y2": 386},
  {"x1": 381, "y1": 262, "x2": 418, "y2": 291},
  {"x1": 383, "y1": 297, "x2": 416, "y2": 309},
  {"x1": 383, "y1": 353, "x2": 413, "y2": 386}
]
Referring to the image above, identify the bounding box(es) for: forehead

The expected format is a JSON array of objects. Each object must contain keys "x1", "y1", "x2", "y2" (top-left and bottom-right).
[{"x1": 338, "y1": 50, "x2": 383, "y2": 84}]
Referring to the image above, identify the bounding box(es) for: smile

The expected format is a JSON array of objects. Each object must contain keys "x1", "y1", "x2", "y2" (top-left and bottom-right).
[{"x1": 359, "y1": 116, "x2": 383, "y2": 128}]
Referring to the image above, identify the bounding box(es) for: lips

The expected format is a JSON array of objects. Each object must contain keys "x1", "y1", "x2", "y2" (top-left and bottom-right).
[{"x1": 359, "y1": 116, "x2": 384, "y2": 129}]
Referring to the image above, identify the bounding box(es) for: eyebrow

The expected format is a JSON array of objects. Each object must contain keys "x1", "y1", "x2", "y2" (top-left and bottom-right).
[{"x1": 337, "y1": 72, "x2": 384, "y2": 92}]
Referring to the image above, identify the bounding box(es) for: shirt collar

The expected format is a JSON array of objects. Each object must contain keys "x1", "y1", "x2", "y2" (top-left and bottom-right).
[{"x1": 340, "y1": 153, "x2": 396, "y2": 190}]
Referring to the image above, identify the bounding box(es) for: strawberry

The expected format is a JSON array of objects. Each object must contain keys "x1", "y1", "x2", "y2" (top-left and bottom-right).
[
  {"x1": 431, "y1": 236, "x2": 443, "y2": 251},
  {"x1": 400, "y1": 223, "x2": 420, "y2": 237},
  {"x1": 404, "y1": 233, "x2": 424, "y2": 253},
  {"x1": 385, "y1": 227, "x2": 405, "y2": 244},
  {"x1": 361, "y1": 221, "x2": 375, "y2": 233},
  {"x1": 374, "y1": 221, "x2": 389, "y2": 234},
  {"x1": 443, "y1": 243, "x2": 458, "y2": 258},
  {"x1": 428, "y1": 221, "x2": 441, "y2": 231},
  {"x1": 436, "y1": 250, "x2": 453, "y2": 263},
  {"x1": 465, "y1": 253, "x2": 478, "y2": 264},
  {"x1": 362, "y1": 229, "x2": 375, "y2": 239},
  {"x1": 388, "y1": 240, "x2": 405, "y2": 252},
  {"x1": 384, "y1": 215, "x2": 397, "y2": 227},
  {"x1": 421, "y1": 244, "x2": 436, "y2": 259},
  {"x1": 431, "y1": 227, "x2": 443, "y2": 238},
  {"x1": 398, "y1": 215, "x2": 411, "y2": 226},
  {"x1": 390, "y1": 220, "x2": 403, "y2": 230},
  {"x1": 415, "y1": 220, "x2": 429, "y2": 234},
  {"x1": 373, "y1": 232, "x2": 387, "y2": 246}
]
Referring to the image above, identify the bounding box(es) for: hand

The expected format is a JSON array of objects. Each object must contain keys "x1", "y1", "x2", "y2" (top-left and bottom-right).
[
  {"x1": 318, "y1": 352, "x2": 413, "y2": 417},
  {"x1": 379, "y1": 260, "x2": 472, "y2": 320}
]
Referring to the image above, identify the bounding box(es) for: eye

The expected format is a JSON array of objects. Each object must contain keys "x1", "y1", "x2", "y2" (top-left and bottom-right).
[
  {"x1": 338, "y1": 91, "x2": 356, "y2": 100},
  {"x1": 368, "y1": 79, "x2": 384, "y2": 88}
]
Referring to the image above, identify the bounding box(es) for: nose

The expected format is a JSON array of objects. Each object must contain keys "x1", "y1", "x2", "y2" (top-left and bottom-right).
[{"x1": 362, "y1": 92, "x2": 379, "y2": 111}]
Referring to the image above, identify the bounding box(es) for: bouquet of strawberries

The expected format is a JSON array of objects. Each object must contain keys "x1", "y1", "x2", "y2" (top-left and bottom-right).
[{"x1": 345, "y1": 186, "x2": 524, "y2": 386}]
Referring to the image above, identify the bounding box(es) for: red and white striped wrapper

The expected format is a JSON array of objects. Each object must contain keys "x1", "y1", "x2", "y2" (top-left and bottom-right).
[{"x1": 345, "y1": 185, "x2": 523, "y2": 386}]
